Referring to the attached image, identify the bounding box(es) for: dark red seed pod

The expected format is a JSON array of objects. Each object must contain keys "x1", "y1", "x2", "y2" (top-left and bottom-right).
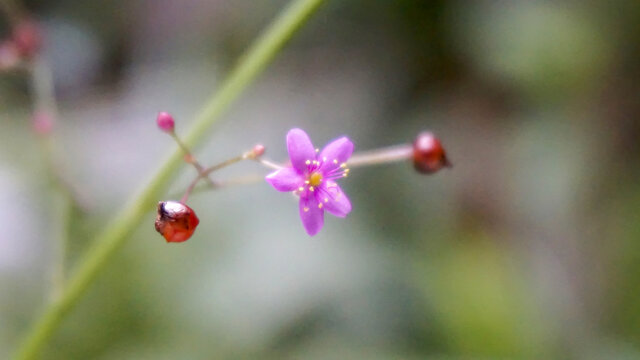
[
  {"x1": 412, "y1": 132, "x2": 451, "y2": 174},
  {"x1": 155, "y1": 201, "x2": 199, "y2": 243}
]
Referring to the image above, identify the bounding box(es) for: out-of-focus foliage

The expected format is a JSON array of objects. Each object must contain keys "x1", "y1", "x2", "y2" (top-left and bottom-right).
[{"x1": 1, "y1": 0, "x2": 640, "y2": 359}]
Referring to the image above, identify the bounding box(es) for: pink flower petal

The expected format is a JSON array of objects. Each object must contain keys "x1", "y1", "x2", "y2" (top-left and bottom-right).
[
  {"x1": 321, "y1": 182, "x2": 351, "y2": 218},
  {"x1": 287, "y1": 128, "x2": 317, "y2": 173},
  {"x1": 319, "y1": 136, "x2": 354, "y2": 171},
  {"x1": 299, "y1": 195, "x2": 324, "y2": 236},
  {"x1": 265, "y1": 168, "x2": 303, "y2": 192}
]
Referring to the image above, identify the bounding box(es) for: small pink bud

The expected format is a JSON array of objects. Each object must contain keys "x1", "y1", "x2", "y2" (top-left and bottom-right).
[
  {"x1": 12, "y1": 19, "x2": 42, "y2": 58},
  {"x1": 156, "y1": 112, "x2": 175, "y2": 133},
  {"x1": 32, "y1": 111, "x2": 54, "y2": 136},
  {"x1": 413, "y1": 132, "x2": 451, "y2": 174},
  {"x1": 252, "y1": 144, "x2": 265, "y2": 157}
]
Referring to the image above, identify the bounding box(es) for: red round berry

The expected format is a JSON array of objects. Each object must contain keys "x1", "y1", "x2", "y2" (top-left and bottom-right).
[
  {"x1": 412, "y1": 132, "x2": 451, "y2": 174},
  {"x1": 156, "y1": 112, "x2": 175, "y2": 133},
  {"x1": 155, "y1": 201, "x2": 199, "y2": 243}
]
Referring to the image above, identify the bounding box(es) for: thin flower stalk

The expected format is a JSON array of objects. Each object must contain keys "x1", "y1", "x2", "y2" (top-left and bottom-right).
[
  {"x1": 347, "y1": 144, "x2": 413, "y2": 167},
  {"x1": 168, "y1": 127, "x2": 218, "y2": 188},
  {"x1": 181, "y1": 154, "x2": 246, "y2": 203}
]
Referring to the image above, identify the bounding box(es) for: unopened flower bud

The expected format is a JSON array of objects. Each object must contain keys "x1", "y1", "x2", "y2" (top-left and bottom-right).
[
  {"x1": 12, "y1": 19, "x2": 42, "y2": 58},
  {"x1": 32, "y1": 111, "x2": 54, "y2": 136},
  {"x1": 156, "y1": 112, "x2": 175, "y2": 133},
  {"x1": 155, "y1": 201, "x2": 199, "y2": 243},
  {"x1": 413, "y1": 132, "x2": 451, "y2": 174},
  {"x1": 252, "y1": 144, "x2": 265, "y2": 157}
]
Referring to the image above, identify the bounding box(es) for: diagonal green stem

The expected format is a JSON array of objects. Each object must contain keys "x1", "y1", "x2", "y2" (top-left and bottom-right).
[{"x1": 13, "y1": 0, "x2": 326, "y2": 358}]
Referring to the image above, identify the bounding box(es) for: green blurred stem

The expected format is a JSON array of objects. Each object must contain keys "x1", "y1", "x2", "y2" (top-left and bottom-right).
[
  {"x1": 13, "y1": 0, "x2": 326, "y2": 358},
  {"x1": 29, "y1": 58, "x2": 80, "y2": 300},
  {"x1": 38, "y1": 137, "x2": 75, "y2": 301},
  {"x1": 49, "y1": 179, "x2": 73, "y2": 302}
]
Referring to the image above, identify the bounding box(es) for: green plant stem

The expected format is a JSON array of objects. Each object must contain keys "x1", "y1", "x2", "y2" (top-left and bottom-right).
[
  {"x1": 39, "y1": 137, "x2": 75, "y2": 302},
  {"x1": 49, "y1": 183, "x2": 72, "y2": 302},
  {"x1": 13, "y1": 0, "x2": 326, "y2": 358},
  {"x1": 29, "y1": 57, "x2": 80, "y2": 299}
]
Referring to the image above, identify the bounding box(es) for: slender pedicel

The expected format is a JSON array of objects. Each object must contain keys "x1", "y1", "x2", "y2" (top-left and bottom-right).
[
  {"x1": 157, "y1": 112, "x2": 217, "y2": 187},
  {"x1": 347, "y1": 144, "x2": 413, "y2": 167},
  {"x1": 180, "y1": 144, "x2": 267, "y2": 203},
  {"x1": 254, "y1": 157, "x2": 284, "y2": 170}
]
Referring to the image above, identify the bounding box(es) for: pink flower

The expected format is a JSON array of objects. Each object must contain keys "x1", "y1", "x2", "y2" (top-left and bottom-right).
[{"x1": 266, "y1": 128, "x2": 353, "y2": 236}]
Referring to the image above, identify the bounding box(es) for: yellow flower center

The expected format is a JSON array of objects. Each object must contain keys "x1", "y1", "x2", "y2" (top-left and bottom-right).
[{"x1": 308, "y1": 172, "x2": 323, "y2": 187}]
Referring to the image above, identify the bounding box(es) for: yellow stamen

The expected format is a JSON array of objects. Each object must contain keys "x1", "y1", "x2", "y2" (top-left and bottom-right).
[
  {"x1": 303, "y1": 207, "x2": 309, "y2": 212},
  {"x1": 318, "y1": 203, "x2": 323, "y2": 209},
  {"x1": 309, "y1": 172, "x2": 323, "y2": 187},
  {"x1": 305, "y1": 160, "x2": 311, "y2": 165}
]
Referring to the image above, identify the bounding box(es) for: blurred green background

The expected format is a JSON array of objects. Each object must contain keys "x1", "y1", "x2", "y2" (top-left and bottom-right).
[{"x1": 1, "y1": 0, "x2": 640, "y2": 359}]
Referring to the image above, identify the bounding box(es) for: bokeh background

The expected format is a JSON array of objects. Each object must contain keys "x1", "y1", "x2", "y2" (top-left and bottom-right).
[{"x1": 1, "y1": 0, "x2": 640, "y2": 359}]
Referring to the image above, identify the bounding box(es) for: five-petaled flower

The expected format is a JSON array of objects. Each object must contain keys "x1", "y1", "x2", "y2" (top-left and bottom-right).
[{"x1": 266, "y1": 128, "x2": 353, "y2": 236}]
